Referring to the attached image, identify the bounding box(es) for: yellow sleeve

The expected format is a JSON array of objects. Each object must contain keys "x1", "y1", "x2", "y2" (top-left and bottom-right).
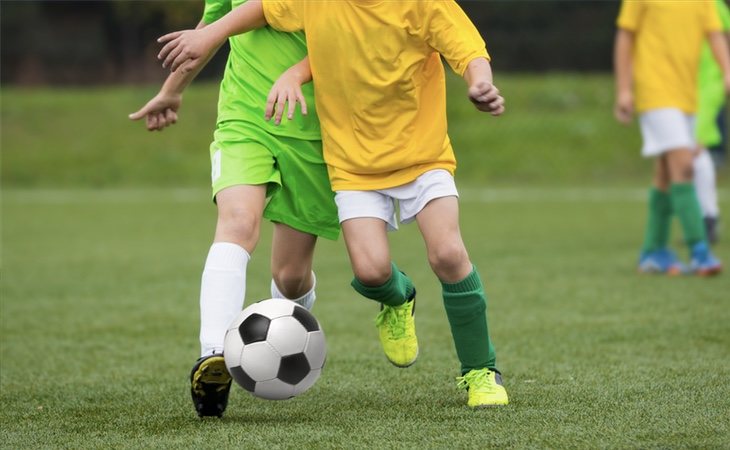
[
  {"x1": 703, "y1": 0, "x2": 723, "y2": 32},
  {"x1": 423, "y1": 0, "x2": 489, "y2": 76},
  {"x1": 262, "y1": 0, "x2": 303, "y2": 32},
  {"x1": 616, "y1": 0, "x2": 643, "y2": 31}
]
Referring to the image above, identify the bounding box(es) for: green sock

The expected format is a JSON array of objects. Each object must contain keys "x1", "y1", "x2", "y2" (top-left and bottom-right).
[
  {"x1": 351, "y1": 262, "x2": 414, "y2": 307},
  {"x1": 670, "y1": 183, "x2": 707, "y2": 246},
  {"x1": 641, "y1": 187, "x2": 672, "y2": 252},
  {"x1": 442, "y1": 267, "x2": 496, "y2": 374}
]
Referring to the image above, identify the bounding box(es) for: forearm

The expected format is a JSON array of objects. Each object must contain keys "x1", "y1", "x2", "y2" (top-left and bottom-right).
[
  {"x1": 288, "y1": 56, "x2": 312, "y2": 85},
  {"x1": 203, "y1": 0, "x2": 267, "y2": 47},
  {"x1": 708, "y1": 31, "x2": 730, "y2": 77},
  {"x1": 614, "y1": 29, "x2": 634, "y2": 96},
  {"x1": 462, "y1": 57, "x2": 493, "y2": 87}
]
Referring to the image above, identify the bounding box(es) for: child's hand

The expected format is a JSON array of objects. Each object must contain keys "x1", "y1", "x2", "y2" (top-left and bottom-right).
[
  {"x1": 157, "y1": 29, "x2": 213, "y2": 73},
  {"x1": 468, "y1": 82, "x2": 505, "y2": 116},
  {"x1": 614, "y1": 91, "x2": 634, "y2": 124},
  {"x1": 128, "y1": 92, "x2": 182, "y2": 131},
  {"x1": 265, "y1": 65, "x2": 310, "y2": 125}
]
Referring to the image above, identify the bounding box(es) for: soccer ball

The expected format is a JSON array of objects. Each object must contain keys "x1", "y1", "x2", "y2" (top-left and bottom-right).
[{"x1": 223, "y1": 298, "x2": 326, "y2": 400}]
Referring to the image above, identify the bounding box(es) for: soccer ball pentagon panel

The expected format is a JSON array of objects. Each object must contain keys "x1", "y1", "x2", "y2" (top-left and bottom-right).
[{"x1": 223, "y1": 298, "x2": 326, "y2": 400}]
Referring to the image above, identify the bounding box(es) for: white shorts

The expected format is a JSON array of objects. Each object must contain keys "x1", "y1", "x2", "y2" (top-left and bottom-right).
[
  {"x1": 335, "y1": 169, "x2": 458, "y2": 231},
  {"x1": 639, "y1": 108, "x2": 696, "y2": 157}
]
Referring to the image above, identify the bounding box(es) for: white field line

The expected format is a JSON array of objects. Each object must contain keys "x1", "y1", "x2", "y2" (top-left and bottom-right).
[{"x1": 3, "y1": 187, "x2": 730, "y2": 204}]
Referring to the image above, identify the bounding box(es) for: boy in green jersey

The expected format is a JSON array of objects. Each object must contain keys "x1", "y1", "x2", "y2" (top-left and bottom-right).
[
  {"x1": 694, "y1": 0, "x2": 730, "y2": 243},
  {"x1": 129, "y1": 0, "x2": 338, "y2": 418}
]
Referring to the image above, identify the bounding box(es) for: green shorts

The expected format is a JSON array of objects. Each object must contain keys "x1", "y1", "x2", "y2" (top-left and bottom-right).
[{"x1": 210, "y1": 120, "x2": 339, "y2": 240}]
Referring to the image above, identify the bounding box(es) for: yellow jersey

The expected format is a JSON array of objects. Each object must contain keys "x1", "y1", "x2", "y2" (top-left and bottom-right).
[
  {"x1": 263, "y1": 0, "x2": 489, "y2": 190},
  {"x1": 617, "y1": 0, "x2": 722, "y2": 113}
]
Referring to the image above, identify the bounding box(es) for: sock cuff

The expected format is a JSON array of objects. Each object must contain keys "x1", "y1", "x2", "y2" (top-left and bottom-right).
[
  {"x1": 441, "y1": 266, "x2": 482, "y2": 293},
  {"x1": 271, "y1": 271, "x2": 316, "y2": 302},
  {"x1": 205, "y1": 242, "x2": 250, "y2": 270}
]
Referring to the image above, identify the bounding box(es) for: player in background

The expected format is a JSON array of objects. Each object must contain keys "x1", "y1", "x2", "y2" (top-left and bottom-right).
[
  {"x1": 613, "y1": 0, "x2": 730, "y2": 276},
  {"x1": 695, "y1": 0, "x2": 730, "y2": 244},
  {"x1": 129, "y1": 0, "x2": 339, "y2": 418},
  {"x1": 155, "y1": 0, "x2": 509, "y2": 408}
]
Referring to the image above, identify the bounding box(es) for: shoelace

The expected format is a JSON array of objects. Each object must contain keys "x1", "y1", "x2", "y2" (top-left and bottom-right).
[
  {"x1": 375, "y1": 304, "x2": 408, "y2": 339},
  {"x1": 456, "y1": 369, "x2": 495, "y2": 393}
]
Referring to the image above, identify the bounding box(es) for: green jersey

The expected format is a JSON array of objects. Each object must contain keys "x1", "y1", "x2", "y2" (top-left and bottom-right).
[
  {"x1": 203, "y1": 0, "x2": 320, "y2": 140},
  {"x1": 697, "y1": 0, "x2": 730, "y2": 146}
]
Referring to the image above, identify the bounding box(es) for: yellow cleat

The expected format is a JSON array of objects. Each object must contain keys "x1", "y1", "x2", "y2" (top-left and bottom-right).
[
  {"x1": 456, "y1": 368, "x2": 509, "y2": 407},
  {"x1": 375, "y1": 297, "x2": 418, "y2": 367}
]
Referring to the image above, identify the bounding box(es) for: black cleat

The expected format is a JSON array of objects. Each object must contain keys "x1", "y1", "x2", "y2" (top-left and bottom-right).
[{"x1": 190, "y1": 354, "x2": 232, "y2": 418}]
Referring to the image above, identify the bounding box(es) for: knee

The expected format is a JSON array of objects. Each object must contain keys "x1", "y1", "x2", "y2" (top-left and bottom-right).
[
  {"x1": 428, "y1": 242, "x2": 468, "y2": 278},
  {"x1": 353, "y1": 261, "x2": 392, "y2": 287},
  {"x1": 217, "y1": 207, "x2": 261, "y2": 242}
]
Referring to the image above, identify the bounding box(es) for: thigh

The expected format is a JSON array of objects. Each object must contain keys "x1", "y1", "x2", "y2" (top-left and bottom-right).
[
  {"x1": 341, "y1": 217, "x2": 391, "y2": 284},
  {"x1": 214, "y1": 184, "x2": 268, "y2": 251},
  {"x1": 415, "y1": 196, "x2": 472, "y2": 281}
]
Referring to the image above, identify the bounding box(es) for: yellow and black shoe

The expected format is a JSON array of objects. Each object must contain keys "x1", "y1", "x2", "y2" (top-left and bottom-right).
[
  {"x1": 375, "y1": 290, "x2": 418, "y2": 368},
  {"x1": 456, "y1": 368, "x2": 509, "y2": 407},
  {"x1": 190, "y1": 354, "x2": 232, "y2": 418}
]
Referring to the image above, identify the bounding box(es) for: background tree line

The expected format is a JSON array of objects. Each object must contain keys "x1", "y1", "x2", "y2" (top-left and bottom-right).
[{"x1": 0, "y1": 0, "x2": 621, "y2": 85}]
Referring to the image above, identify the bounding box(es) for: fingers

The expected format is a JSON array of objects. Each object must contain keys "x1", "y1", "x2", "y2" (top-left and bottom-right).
[
  {"x1": 274, "y1": 90, "x2": 287, "y2": 125},
  {"x1": 161, "y1": 44, "x2": 183, "y2": 70},
  {"x1": 265, "y1": 91, "x2": 277, "y2": 121},
  {"x1": 266, "y1": 86, "x2": 307, "y2": 125},
  {"x1": 157, "y1": 34, "x2": 182, "y2": 63},
  {"x1": 128, "y1": 107, "x2": 147, "y2": 121}
]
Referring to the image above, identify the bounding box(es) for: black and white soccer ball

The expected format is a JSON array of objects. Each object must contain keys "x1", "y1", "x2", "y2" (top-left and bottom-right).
[{"x1": 223, "y1": 298, "x2": 326, "y2": 400}]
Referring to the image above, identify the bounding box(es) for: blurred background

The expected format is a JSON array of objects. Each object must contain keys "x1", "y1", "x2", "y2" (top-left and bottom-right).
[{"x1": 2, "y1": 0, "x2": 676, "y2": 189}]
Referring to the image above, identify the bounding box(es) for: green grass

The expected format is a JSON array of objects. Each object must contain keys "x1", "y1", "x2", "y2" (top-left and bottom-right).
[
  {"x1": 2, "y1": 188, "x2": 729, "y2": 448},
  {"x1": 1, "y1": 73, "x2": 656, "y2": 189}
]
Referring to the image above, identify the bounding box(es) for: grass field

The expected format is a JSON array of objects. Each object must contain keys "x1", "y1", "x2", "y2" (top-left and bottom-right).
[
  {"x1": 2, "y1": 188, "x2": 729, "y2": 448},
  {"x1": 2, "y1": 75, "x2": 730, "y2": 448}
]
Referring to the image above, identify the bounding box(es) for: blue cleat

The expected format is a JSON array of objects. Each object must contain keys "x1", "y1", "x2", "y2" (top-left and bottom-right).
[
  {"x1": 689, "y1": 242, "x2": 722, "y2": 277},
  {"x1": 638, "y1": 248, "x2": 685, "y2": 276}
]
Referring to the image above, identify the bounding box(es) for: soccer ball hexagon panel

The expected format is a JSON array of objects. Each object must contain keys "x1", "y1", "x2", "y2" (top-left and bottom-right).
[{"x1": 223, "y1": 298, "x2": 326, "y2": 400}]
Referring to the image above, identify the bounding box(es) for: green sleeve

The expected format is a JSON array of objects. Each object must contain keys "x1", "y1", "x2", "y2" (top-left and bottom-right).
[
  {"x1": 202, "y1": 0, "x2": 232, "y2": 24},
  {"x1": 718, "y1": 0, "x2": 730, "y2": 31}
]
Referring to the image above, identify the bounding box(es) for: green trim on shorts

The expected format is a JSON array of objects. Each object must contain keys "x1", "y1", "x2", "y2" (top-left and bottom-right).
[{"x1": 209, "y1": 121, "x2": 339, "y2": 240}]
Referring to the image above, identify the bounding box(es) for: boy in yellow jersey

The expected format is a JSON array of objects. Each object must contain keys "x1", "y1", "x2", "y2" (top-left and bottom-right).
[
  {"x1": 156, "y1": 0, "x2": 508, "y2": 407},
  {"x1": 129, "y1": 0, "x2": 339, "y2": 417},
  {"x1": 614, "y1": 0, "x2": 730, "y2": 276}
]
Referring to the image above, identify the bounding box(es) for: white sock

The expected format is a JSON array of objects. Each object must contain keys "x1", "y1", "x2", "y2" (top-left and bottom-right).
[
  {"x1": 199, "y1": 242, "x2": 250, "y2": 357},
  {"x1": 271, "y1": 272, "x2": 317, "y2": 310},
  {"x1": 694, "y1": 150, "x2": 720, "y2": 218}
]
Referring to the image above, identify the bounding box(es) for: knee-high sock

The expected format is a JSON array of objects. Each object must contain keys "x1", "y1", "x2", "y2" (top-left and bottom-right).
[
  {"x1": 271, "y1": 272, "x2": 317, "y2": 310},
  {"x1": 199, "y1": 242, "x2": 250, "y2": 357},
  {"x1": 442, "y1": 267, "x2": 497, "y2": 374},
  {"x1": 641, "y1": 188, "x2": 673, "y2": 252},
  {"x1": 670, "y1": 183, "x2": 707, "y2": 247},
  {"x1": 351, "y1": 262, "x2": 414, "y2": 307},
  {"x1": 694, "y1": 150, "x2": 720, "y2": 218}
]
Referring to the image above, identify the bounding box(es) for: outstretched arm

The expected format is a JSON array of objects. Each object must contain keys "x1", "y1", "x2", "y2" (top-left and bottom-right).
[
  {"x1": 707, "y1": 30, "x2": 730, "y2": 94},
  {"x1": 158, "y1": 0, "x2": 267, "y2": 73},
  {"x1": 613, "y1": 28, "x2": 634, "y2": 124},
  {"x1": 265, "y1": 56, "x2": 312, "y2": 125},
  {"x1": 129, "y1": 20, "x2": 221, "y2": 130},
  {"x1": 462, "y1": 57, "x2": 505, "y2": 116}
]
